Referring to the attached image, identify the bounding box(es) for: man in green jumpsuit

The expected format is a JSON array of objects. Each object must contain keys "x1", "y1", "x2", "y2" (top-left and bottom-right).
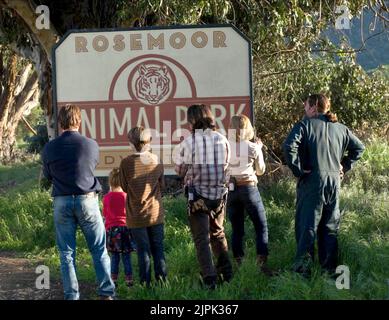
[{"x1": 283, "y1": 94, "x2": 365, "y2": 276}]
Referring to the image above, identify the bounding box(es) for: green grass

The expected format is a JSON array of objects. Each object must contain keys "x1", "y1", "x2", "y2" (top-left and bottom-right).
[
  {"x1": 0, "y1": 157, "x2": 41, "y2": 194},
  {"x1": 0, "y1": 139, "x2": 388, "y2": 299}
]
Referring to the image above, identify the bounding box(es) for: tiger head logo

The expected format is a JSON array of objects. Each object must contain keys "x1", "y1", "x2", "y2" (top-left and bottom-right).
[{"x1": 134, "y1": 64, "x2": 171, "y2": 105}]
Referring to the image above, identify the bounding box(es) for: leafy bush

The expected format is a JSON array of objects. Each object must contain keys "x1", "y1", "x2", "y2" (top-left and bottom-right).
[
  {"x1": 254, "y1": 54, "x2": 389, "y2": 155},
  {"x1": 24, "y1": 124, "x2": 49, "y2": 154}
]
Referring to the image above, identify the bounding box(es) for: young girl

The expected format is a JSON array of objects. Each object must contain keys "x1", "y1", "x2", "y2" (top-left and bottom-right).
[
  {"x1": 103, "y1": 168, "x2": 135, "y2": 287},
  {"x1": 119, "y1": 126, "x2": 167, "y2": 287},
  {"x1": 227, "y1": 114, "x2": 275, "y2": 276}
]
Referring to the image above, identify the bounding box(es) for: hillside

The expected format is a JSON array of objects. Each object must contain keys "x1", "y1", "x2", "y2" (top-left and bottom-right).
[{"x1": 322, "y1": 8, "x2": 389, "y2": 71}]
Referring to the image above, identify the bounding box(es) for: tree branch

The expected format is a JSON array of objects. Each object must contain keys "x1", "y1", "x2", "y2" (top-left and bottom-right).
[
  {"x1": 21, "y1": 115, "x2": 37, "y2": 135},
  {"x1": 368, "y1": 0, "x2": 389, "y2": 23},
  {"x1": 1, "y1": 0, "x2": 59, "y2": 63}
]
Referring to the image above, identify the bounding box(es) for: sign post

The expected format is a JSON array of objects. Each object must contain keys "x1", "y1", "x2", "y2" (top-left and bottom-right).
[{"x1": 53, "y1": 24, "x2": 253, "y2": 175}]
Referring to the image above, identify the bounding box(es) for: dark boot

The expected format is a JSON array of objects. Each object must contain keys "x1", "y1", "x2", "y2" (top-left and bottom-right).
[
  {"x1": 293, "y1": 253, "x2": 312, "y2": 279},
  {"x1": 257, "y1": 255, "x2": 277, "y2": 277},
  {"x1": 235, "y1": 256, "x2": 243, "y2": 267},
  {"x1": 201, "y1": 275, "x2": 217, "y2": 290},
  {"x1": 216, "y1": 251, "x2": 233, "y2": 283}
]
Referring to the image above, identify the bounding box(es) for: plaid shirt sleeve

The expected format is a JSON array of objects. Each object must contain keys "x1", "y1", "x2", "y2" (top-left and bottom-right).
[
  {"x1": 174, "y1": 140, "x2": 189, "y2": 178},
  {"x1": 224, "y1": 138, "x2": 231, "y2": 183}
]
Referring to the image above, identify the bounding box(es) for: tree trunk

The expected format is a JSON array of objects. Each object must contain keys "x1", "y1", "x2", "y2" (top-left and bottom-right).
[
  {"x1": 0, "y1": 50, "x2": 39, "y2": 163},
  {"x1": 0, "y1": 0, "x2": 59, "y2": 140}
]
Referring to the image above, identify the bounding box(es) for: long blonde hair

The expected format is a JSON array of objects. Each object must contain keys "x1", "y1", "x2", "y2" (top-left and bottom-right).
[{"x1": 229, "y1": 114, "x2": 255, "y2": 142}]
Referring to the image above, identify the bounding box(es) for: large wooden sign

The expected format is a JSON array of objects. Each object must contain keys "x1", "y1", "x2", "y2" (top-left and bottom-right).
[{"x1": 53, "y1": 25, "x2": 253, "y2": 175}]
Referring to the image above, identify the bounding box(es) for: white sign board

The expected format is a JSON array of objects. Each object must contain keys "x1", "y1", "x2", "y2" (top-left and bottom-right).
[{"x1": 53, "y1": 24, "x2": 253, "y2": 175}]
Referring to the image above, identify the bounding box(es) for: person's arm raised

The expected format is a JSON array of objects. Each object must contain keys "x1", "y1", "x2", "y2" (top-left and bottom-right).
[{"x1": 254, "y1": 139, "x2": 266, "y2": 176}]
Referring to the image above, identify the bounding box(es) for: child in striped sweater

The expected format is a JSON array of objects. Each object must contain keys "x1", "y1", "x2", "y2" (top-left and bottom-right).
[{"x1": 119, "y1": 126, "x2": 167, "y2": 287}]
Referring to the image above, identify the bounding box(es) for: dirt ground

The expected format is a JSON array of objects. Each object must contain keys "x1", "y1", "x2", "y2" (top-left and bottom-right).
[{"x1": 0, "y1": 251, "x2": 95, "y2": 300}]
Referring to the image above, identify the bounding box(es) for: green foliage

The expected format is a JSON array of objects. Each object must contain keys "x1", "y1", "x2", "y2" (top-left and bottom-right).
[
  {"x1": 329, "y1": 58, "x2": 389, "y2": 130},
  {"x1": 371, "y1": 65, "x2": 389, "y2": 80},
  {"x1": 0, "y1": 190, "x2": 54, "y2": 250},
  {"x1": 115, "y1": 0, "x2": 369, "y2": 55},
  {"x1": 0, "y1": 8, "x2": 31, "y2": 48},
  {"x1": 113, "y1": 0, "x2": 389, "y2": 154},
  {"x1": 344, "y1": 138, "x2": 389, "y2": 194},
  {"x1": 0, "y1": 159, "x2": 41, "y2": 193},
  {"x1": 2, "y1": 1, "x2": 387, "y2": 157},
  {"x1": 24, "y1": 125, "x2": 49, "y2": 154},
  {"x1": 16, "y1": 107, "x2": 45, "y2": 144},
  {"x1": 0, "y1": 139, "x2": 388, "y2": 299},
  {"x1": 254, "y1": 53, "x2": 389, "y2": 154}
]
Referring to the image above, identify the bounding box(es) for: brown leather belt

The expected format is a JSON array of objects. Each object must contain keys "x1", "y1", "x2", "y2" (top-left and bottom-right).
[{"x1": 236, "y1": 181, "x2": 256, "y2": 187}]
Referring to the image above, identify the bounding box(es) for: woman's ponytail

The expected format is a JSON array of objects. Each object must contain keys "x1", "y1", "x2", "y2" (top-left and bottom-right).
[
  {"x1": 325, "y1": 110, "x2": 338, "y2": 123},
  {"x1": 308, "y1": 94, "x2": 337, "y2": 122}
]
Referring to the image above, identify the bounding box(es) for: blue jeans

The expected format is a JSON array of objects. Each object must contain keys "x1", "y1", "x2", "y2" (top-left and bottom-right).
[
  {"x1": 53, "y1": 194, "x2": 115, "y2": 300},
  {"x1": 227, "y1": 185, "x2": 269, "y2": 257},
  {"x1": 111, "y1": 252, "x2": 133, "y2": 277},
  {"x1": 130, "y1": 224, "x2": 167, "y2": 286}
]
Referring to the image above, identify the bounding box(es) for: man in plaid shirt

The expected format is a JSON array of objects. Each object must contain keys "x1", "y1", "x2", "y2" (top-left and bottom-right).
[
  {"x1": 174, "y1": 104, "x2": 233, "y2": 289},
  {"x1": 175, "y1": 129, "x2": 230, "y2": 200}
]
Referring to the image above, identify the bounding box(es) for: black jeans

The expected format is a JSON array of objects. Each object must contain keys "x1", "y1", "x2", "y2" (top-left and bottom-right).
[
  {"x1": 131, "y1": 224, "x2": 167, "y2": 286},
  {"x1": 227, "y1": 185, "x2": 269, "y2": 258},
  {"x1": 110, "y1": 252, "x2": 132, "y2": 277}
]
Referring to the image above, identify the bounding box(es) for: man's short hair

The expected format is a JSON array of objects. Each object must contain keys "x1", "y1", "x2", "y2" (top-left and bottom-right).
[
  {"x1": 58, "y1": 104, "x2": 81, "y2": 130},
  {"x1": 127, "y1": 126, "x2": 152, "y2": 152}
]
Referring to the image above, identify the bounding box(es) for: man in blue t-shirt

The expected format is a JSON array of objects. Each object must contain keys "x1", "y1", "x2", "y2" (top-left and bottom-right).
[{"x1": 42, "y1": 104, "x2": 115, "y2": 300}]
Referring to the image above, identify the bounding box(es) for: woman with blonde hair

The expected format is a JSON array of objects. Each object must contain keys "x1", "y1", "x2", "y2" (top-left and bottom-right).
[{"x1": 227, "y1": 114, "x2": 274, "y2": 276}]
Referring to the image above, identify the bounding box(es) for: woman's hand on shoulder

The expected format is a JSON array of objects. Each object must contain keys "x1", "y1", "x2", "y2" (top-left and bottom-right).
[{"x1": 254, "y1": 137, "x2": 263, "y2": 148}]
